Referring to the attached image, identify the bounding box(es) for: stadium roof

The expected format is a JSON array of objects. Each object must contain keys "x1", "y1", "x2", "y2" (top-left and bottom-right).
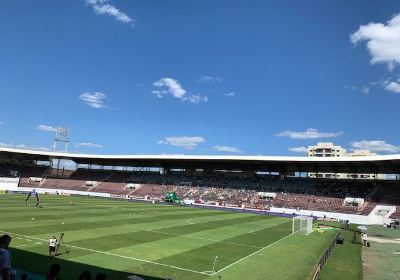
[{"x1": 1, "y1": 147, "x2": 400, "y2": 174}]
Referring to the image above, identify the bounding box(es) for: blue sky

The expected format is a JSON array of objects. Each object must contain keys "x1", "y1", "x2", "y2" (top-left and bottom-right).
[{"x1": 0, "y1": 0, "x2": 400, "y2": 155}]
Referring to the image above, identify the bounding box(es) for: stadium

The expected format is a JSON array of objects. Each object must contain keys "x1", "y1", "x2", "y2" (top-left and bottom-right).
[
  {"x1": 1, "y1": 146, "x2": 400, "y2": 280},
  {"x1": 2, "y1": 1, "x2": 400, "y2": 280}
]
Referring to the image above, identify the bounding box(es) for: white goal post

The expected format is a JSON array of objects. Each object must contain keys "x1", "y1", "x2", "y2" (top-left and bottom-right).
[{"x1": 292, "y1": 215, "x2": 313, "y2": 235}]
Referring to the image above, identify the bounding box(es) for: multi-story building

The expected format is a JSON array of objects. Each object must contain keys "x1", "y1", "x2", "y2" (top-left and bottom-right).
[
  {"x1": 307, "y1": 142, "x2": 385, "y2": 179},
  {"x1": 307, "y1": 142, "x2": 347, "y2": 158}
]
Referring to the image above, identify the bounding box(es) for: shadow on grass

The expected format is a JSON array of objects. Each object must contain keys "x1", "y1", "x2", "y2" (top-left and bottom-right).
[{"x1": 10, "y1": 247, "x2": 165, "y2": 280}]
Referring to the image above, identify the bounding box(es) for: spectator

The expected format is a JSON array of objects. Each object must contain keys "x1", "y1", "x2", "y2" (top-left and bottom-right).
[
  {"x1": 0, "y1": 234, "x2": 12, "y2": 280},
  {"x1": 363, "y1": 233, "x2": 368, "y2": 246},
  {"x1": 46, "y1": 264, "x2": 61, "y2": 280}
]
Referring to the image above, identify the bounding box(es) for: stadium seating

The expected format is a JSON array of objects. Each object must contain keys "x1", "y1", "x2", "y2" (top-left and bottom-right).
[
  {"x1": 390, "y1": 208, "x2": 400, "y2": 219},
  {"x1": 15, "y1": 167, "x2": 400, "y2": 216},
  {"x1": 19, "y1": 166, "x2": 48, "y2": 187}
]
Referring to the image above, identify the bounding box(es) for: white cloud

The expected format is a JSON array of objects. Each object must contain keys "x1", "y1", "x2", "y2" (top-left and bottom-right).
[
  {"x1": 212, "y1": 145, "x2": 243, "y2": 153},
  {"x1": 351, "y1": 14, "x2": 400, "y2": 71},
  {"x1": 79, "y1": 92, "x2": 106, "y2": 108},
  {"x1": 157, "y1": 136, "x2": 204, "y2": 150},
  {"x1": 37, "y1": 124, "x2": 58, "y2": 132},
  {"x1": 185, "y1": 94, "x2": 208, "y2": 104},
  {"x1": 344, "y1": 85, "x2": 357, "y2": 91},
  {"x1": 276, "y1": 128, "x2": 342, "y2": 139},
  {"x1": 384, "y1": 80, "x2": 400, "y2": 93},
  {"x1": 0, "y1": 142, "x2": 12, "y2": 148},
  {"x1": 0, "y1": 142, "x2": 50, "y2": 151},
  {"x1": 288, "y1": 146, "x2": 307, "y2": 153},
  {"x1": 85, "y1": 0, "x2": 134, "y2": 25},
  {"x1": 361, "y1": 86, "x2": 370, "y2": 94},
  {"x1": 153, "y1": 78, "x2": 186, "y2": 98},
  {"x1": 195, "y1": 76, "x2": 222, "y2": 83},
  {"x1": 152, "y1": 77, "x2": 208, "y2": 104},
  {"x1": 224, "y1": 92, "x2": 236, "y2": 97},
  {"x1": 75, "y1": 142, "x2": 104, "y2": 148},
  {"x1": 36, "y1": 147, "x2": 51, "y2": 151},
  {"x1": 16, "y1": 144, "x2": 28, "y2": 149},
  {"x1": 351, "y1": 140, "x2": 400, "y2": 154},
  {"x1": 344, "y1": 84, "x2": 374, "y2": 95}
]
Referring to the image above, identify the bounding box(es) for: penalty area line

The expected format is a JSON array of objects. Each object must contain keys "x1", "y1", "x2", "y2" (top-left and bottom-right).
[
  {"x1": 212, "y1": 232, "x2": 294, "y2": 275},
  {"x1": 248, "y1": 222, "x2": 285, "y2": 234},
  {"x1": 0, "y1": 230, "x2": 212, "y2": 276}
]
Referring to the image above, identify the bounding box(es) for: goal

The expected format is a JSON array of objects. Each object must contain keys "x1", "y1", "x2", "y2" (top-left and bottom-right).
[{"x1": 292, "y1": 215, "x2": 313, "y2": 235}]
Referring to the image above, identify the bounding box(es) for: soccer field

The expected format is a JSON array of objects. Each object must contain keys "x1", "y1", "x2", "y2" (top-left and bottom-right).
[{"x1": 0, "y1": 194, "x2": 336, "y2": 280}]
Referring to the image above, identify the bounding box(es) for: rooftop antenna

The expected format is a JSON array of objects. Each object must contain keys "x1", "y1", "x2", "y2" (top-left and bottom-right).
[{"x1": 53, "y1": 127, "x2": 69, "y2": 152}]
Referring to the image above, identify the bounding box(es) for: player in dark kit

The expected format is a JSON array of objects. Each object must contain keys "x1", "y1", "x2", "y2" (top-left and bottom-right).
[{"x1": 25, "y1": 189, "x2": 41, "y2": 207}]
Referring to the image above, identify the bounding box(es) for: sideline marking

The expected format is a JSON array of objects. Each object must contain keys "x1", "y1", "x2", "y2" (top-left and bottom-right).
[{"x1": 0, "y1": 231, "x2": 212, "y2": 276}]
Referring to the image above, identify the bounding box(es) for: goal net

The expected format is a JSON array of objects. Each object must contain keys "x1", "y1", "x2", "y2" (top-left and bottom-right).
[{"x1": 292, "y1": 216, "x2": 313, "y2": 235}]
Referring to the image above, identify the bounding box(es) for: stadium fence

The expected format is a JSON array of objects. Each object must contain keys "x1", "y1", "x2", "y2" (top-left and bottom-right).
[{"x1": 311, "y1": 231, "x2": 341, "y2": 280}]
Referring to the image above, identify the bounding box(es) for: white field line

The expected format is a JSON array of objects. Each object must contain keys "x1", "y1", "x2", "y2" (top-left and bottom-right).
[
  {"x1": 147, "y1": 229, "x2": 262, "y2": 249},
  {"x1": 0, "y1": 231, "x2": 211, "y2": 276},
  {"x1": 212, "y1": 232, "x2": 294, "y2": 275},
  {"x1": 248, "y1": 222, "x2": 285, "y2": 234}
]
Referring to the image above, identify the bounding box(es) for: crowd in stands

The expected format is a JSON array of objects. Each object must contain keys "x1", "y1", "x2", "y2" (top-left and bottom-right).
[
  {"x1": 372, "y1": 184, "x2": 400, "y2": 219},
  {"x1": 6, "y1": 166, "x2": 400, "y2": 218},
  {"x1": 0, "y1": 165, "x2": 19, "y2": 178},
  {"x1": 18, "y1": 167, "x2": 134, "y2": 196}
]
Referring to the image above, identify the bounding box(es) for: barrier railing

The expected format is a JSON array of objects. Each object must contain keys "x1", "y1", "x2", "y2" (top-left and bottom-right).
[
  {"x1": 311, "y1": 231, "x2": 341, "y2": 280},
  {"x1": 187, "y1": 203, "x2": 296, "y2": 218}
]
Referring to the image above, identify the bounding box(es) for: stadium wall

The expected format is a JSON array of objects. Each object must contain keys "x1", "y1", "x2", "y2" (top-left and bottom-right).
[
  {"x1": 268, "y1": 206, "x2": 395, "y2": 225},
  {"x1": 0, "y1": 185, "x2": 111, "y2": 198},
  {"x1": 0, "y1": 177, "x2": 19, "y2": 189}
]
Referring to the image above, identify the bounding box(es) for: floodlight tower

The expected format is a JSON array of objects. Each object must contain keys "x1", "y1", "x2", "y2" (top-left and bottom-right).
[{"x1": 53, "y1": 127, "x2": 70, "y2": 152}]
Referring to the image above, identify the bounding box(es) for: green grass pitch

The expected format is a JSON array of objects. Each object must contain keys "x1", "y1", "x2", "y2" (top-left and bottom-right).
[{"x1": 0, "y1": 194, "x2": 337, "y2": 280}]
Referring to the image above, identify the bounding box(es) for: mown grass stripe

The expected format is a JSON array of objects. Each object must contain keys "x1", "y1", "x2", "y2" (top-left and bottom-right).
[
  {"x1": 151, "y1": 222, "x2": 292, "y2": 272},
  {"x1": 145, "y1": 229, "x2": 263, "y2": 249},
  {"x1": 64, "y1": 215, "x2": 269, "y2": 252},
  {"x1": 213, "y1": 232, "x2": 294, "y2": 275},
  {"x1": 0, "y1": 206, "x2": 229, "y2": 225},
  {"x1": 3, "y1": 214, "x2": 275, "y2": 264},
  {"x1": 0, "y1": 231, "x2": 211, "y2": 276},
  {"x1": 2, "y1": 210, "x2": 236, "y2": 235}
]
